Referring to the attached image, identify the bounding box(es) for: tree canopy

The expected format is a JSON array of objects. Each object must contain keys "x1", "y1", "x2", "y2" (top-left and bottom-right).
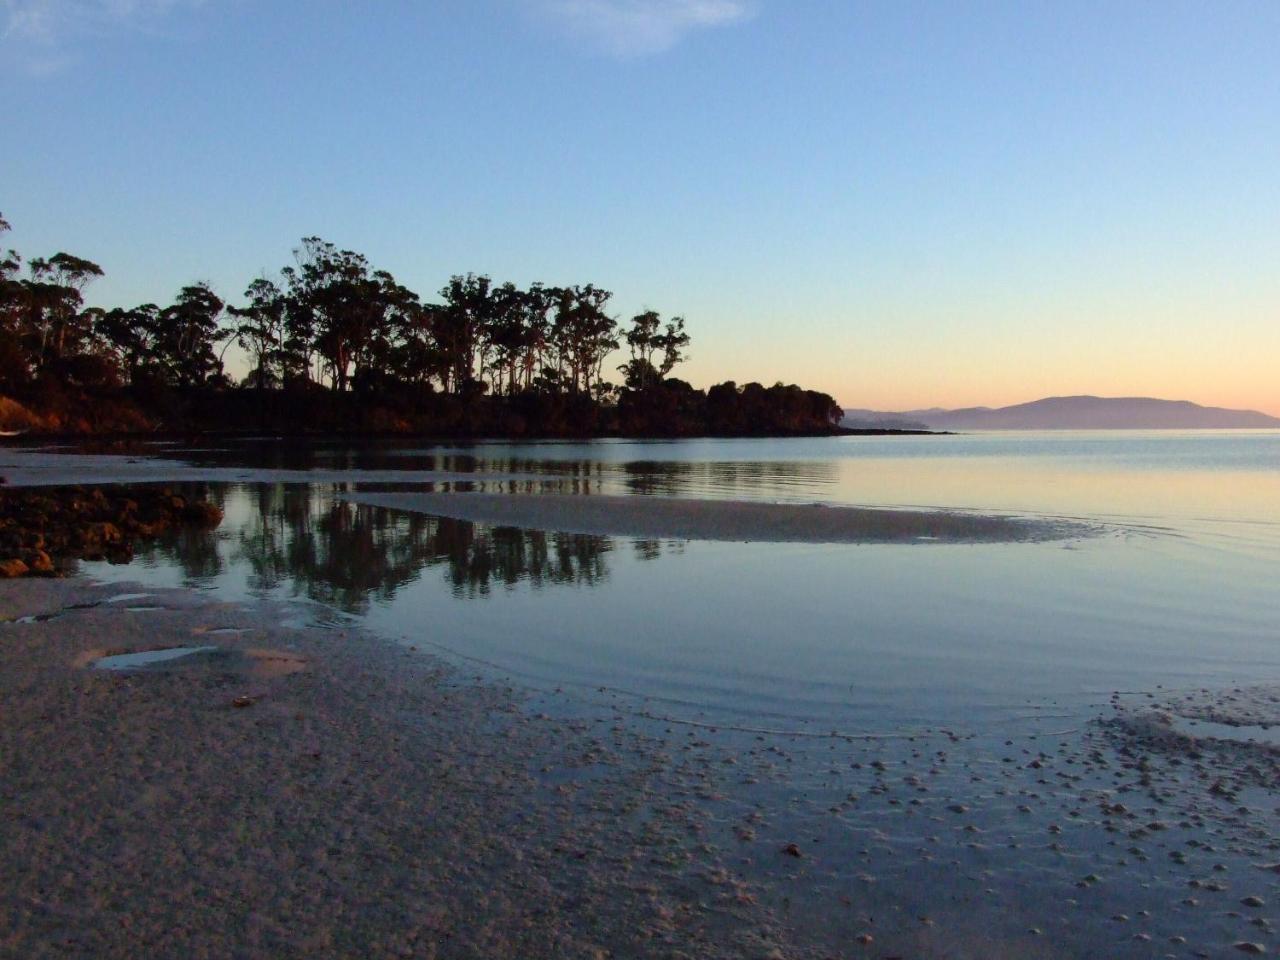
[{"x1": 0, "y1": 213, "x2": 843, "y2": 437}]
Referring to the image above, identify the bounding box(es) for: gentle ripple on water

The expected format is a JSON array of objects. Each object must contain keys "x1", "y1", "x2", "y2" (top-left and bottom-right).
[
  {"x1": 60, "y1": 431, "x2": 1280, "y2": 958},
  {"x1": 72, "y1": 430, "x2": 1280, "y2": 734}
]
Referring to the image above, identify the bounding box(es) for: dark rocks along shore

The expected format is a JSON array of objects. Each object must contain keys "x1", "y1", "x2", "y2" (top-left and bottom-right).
[{"x1": 0, "y1": 484, "x2": 222, "y2": 577}]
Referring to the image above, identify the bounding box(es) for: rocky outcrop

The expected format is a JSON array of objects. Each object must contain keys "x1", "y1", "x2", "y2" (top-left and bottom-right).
[{"x1": 0, "y1": 486, "x2": 223, "y2": 577}]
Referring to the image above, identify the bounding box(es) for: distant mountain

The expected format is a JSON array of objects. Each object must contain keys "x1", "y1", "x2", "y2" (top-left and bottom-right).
[{"x1": 842, "y1": 396, "x2": 1280, "y2": 431}]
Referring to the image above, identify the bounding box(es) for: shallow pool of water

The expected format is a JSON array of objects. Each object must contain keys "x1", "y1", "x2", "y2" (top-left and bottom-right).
[
  {"x1": 93, "y1": 645, "x2": 218, "y2": 670},
  {"x1": 74, "y1": 431, "x2": 1280, "y2": 735}
]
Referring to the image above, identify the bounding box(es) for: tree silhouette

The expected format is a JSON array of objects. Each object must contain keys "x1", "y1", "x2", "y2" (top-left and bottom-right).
[
  {"x1": 0, "y1": 214, "x2": 846, "y2": 438},
  {"x1": 156, "y1": 283, "x2": 226, "y2": 387},
  {"x1": 228, "y1": 278, "x2": 287, "y2": 390}
]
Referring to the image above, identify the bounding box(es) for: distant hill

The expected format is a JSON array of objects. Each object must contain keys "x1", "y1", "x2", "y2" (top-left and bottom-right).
[{"x1": 841, "y1": 396, "x2": 1280, "y2": 430}]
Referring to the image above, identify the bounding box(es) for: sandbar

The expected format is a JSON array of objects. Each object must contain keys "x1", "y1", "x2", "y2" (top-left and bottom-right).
[{"x1": 346, "y1": 491, "x2": 1086, "y2": 543}]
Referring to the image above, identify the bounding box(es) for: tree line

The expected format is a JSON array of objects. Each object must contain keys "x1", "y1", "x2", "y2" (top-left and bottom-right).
[{"x1": 0, "y1": 213, "x2": 843, "y2": 436}]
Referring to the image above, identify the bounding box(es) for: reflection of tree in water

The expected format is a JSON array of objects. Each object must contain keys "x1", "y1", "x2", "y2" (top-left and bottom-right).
[
  {"x1": 618, "y1": 459, "x2": 838, "y2": 498},
  {"x1": 442, "y1": 523, "x2": 612, "y2": 598},
  {"x1": 222, "y1": 484, "x2": 620, "y2": 612},
  {"x1": 131, "y1": 483, "x2": 662, "y2": 612},
  {"x1": 235, "y1": 486, "x2": 433, "y2": 612},
  {"x1": 131, "y1": 483, "x2": 229, "y2": 582}
]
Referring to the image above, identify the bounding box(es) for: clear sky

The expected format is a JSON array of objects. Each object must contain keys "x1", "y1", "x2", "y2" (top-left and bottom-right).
[{"x1": 3, "y1": 0, "x2": 1278, "y2": 414}]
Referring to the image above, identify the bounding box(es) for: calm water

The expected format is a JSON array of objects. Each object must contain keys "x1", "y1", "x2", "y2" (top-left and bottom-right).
[{"x1": 84, "y1": 430, "x2": 1280, "y2": 735}]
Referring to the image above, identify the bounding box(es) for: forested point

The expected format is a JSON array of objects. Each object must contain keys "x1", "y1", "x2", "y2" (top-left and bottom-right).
[{"x1": 0, "y1": 214, "x2": 847, "y2": 438}]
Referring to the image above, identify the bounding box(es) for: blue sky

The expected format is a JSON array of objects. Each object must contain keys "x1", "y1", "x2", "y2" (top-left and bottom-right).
[{"x1": 3, "y1": 0, "x2": 1279, "y2": 412}]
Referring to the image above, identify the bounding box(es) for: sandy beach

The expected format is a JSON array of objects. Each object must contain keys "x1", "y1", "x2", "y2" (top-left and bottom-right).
[
  {"x1": 0, "y1": 578, "x2": 796, "y2": 959},
  {"x1": 6, "y1": 572, "x2": 1278, "y2": 959}
]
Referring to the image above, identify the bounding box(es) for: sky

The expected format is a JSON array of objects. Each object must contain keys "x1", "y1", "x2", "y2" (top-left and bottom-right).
[{"x1": 2, "y1": 0, "x2": 1279, "y2": 414}]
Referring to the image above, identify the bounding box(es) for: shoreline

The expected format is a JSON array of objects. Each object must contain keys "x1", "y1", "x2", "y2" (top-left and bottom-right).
[
  {"x1": 0, "y1": 577, "x2": 797, "y2": 959},
  {"x1": 7, "y1": 574, "x2": 1277, "y2": 959},
  {"x1": 0, "y1": 426, "x2": 945, "y2": 445}
]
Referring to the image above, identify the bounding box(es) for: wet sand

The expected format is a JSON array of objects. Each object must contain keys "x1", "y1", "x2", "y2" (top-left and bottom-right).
[
  {"x1": 0, "y1": 579, "x2": 794, "y2": 959},
  {"x1": 346, "y1": 491, "x2": 1087, "y2": 544},
  {"x1": 4, "y1": 582, "x2": 1278, "y2": 958}
]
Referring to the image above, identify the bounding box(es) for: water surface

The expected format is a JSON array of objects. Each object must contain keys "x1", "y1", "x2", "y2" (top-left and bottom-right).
[
  {"x1": 82, "y1": 430, "x2": 1280, "y2": 734},
  {"x1": 65, "y1": 430, "x2": 1280, "y2": 956}
]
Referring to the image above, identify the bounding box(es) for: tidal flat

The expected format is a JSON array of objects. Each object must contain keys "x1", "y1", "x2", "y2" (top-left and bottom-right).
[
  {"x1": 344, "y1": 491, "x2": 1088, "y2": 544},
  {"x1": 5, "y1": 576, "x2": 1278, "y2": 959},
  {"x1": 1, "y1": 432, "x2": 1278, "y2": 957},
  {"x1": 0, "y1": 579, "x2": 793, "y2": 959}
]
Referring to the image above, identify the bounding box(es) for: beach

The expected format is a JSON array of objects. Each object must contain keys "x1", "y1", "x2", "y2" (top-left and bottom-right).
[
  {"x1": 0, "y1": 577, "x2": 797, "y2": 959},
  {"x1": 7, "y1": 572, "x2": 1278, "y2": 959},
  {"x1": 2, "y1": 435, "x2": 1278, "y2": 959}
]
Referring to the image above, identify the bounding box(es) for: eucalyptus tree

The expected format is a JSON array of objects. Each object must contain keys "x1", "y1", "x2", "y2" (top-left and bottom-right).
[
  {"x1": 0, "y1": 214, "x2": 23, "y2": 388},
  {"x1": 621, "y1": 310, "x2": 662, "y2": 389},
  {"x1": 25, "y1": 252, "x2": 104, "y2": 371},
  {"x1": 655, "y1": 315, "x2": 690, "y2": 378},
  {"x1": 390, "y1": 300, "x2": 445, "y2": 390},
  {"x1": 436, "y1": 273, "x2": 498, "y2": 394},
  {"x1": 552, "y1": 284, "x2": 617, "y2": 395},
  {"x1": 0, "y1": 213, "x2": 17, "y2": 290},
  {"x1": 517, "y1": 282, "x2": 556, "y2": 391},
  {"x1": 94, "y1": 304, "x2": 161, "y2": 382},
  {"x1": 487, "y1": 282, "x2": 538, "y2": 396},
  {"x1": 355, "y1": 270, "x2": 420, "y2": 393},
  {"x1": 154, "y1": 283, "x2": 226, "y2": 386},
  {"x1": 621, "y1": 311, "x2": 690, "y2": 392},
  {"x1": 228, "y1": 278, "x2": 287, "y2": 389},
  {"x1": 0, "y1": 216, "x2": 110, "y2": 385},
  {"x1": 282, "y1": 239, "x2": 381, "y2": 391}
]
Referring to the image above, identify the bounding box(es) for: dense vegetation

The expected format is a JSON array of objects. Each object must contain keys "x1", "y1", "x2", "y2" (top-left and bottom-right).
[{"x1": 0, "y1": 214, "x2": 843, "y2": 437}]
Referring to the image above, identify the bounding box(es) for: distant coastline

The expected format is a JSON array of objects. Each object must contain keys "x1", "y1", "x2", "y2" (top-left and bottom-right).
[
  {"x1": 843, "y1": 395, "x2": 1280, "y2": 431},
  {"x1": 0, "y1": 395, "x2": 939, "y2": 443}
]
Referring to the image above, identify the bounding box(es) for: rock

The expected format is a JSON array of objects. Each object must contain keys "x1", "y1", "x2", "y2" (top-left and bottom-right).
[
  {"x1": 26, "y1": 550, "x2": 54, "y2": 575},
  {"x1": 1242, "y1": 896, "x2": 1265, "y2": 908},
  {"x1": 781, "y1": 843, "x2": 802, "y2": 858},
  {"x1": 232, "y1": 696, "x2": 256, "y2": 709},
  {"x1": 0, "y1": 486, "x2": 222, "y2": 573},
  {"x1": 1233, "y1": 944, "x2": 1266, "y2": 955},
  {"x1": 83, "y1": 522, "x2": 123, "y2": 545},
  {"x1": 182, "y1": 501, "x2": 223, "y2": 527},
  {"x1": 0, "y1": 558, "x2": 28, "y2": 578}
]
